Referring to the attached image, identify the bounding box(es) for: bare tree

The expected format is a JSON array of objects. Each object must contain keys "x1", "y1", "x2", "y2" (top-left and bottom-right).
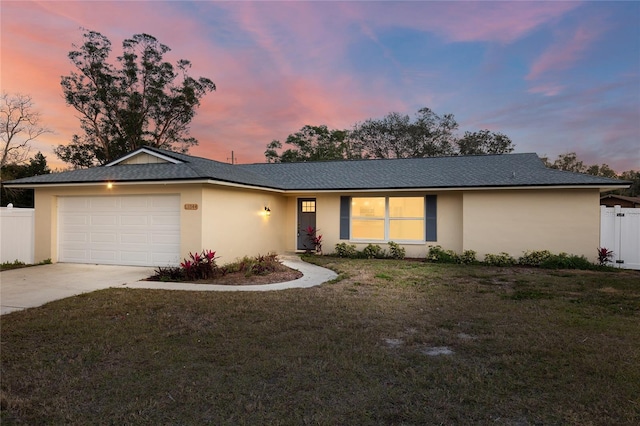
[{"x1": 1, "y1": 92, "x2": 51, "y2": 170}]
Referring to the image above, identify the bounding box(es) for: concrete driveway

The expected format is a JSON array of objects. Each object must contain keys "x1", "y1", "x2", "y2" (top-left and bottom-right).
[
  {"x1": 1, "y1": 257, "x2": 337, "y2": 315},
  {"x1": 0, "y1": 263, "x2": 154, "y2": 315}
]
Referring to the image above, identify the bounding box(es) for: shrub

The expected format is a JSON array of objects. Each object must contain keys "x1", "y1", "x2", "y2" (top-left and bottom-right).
[
  {"x1": 181, "y1": 250, "x2": 219, "y2": 281},
  {"x1": 334, "y1": 242, "x2": 358, "y2": 258},
  {"x1": 460, "y1": 250, "x2": 477, "y2": 265},
  {"x1": 152, "y1": 251, "x2": 285, "y2": 281},
  {"x1": 387, "y1": 241, "x2": 406, "y2": 259},
  {"x1": 362, "y1": 244, "x2": 385, "y2": 259},
  {"x1": 304, "y1": 226, "x2": 323, "y2": 254},
  {"x1": 484, "y1": 252, "x2": 516, "y2": 267},
  {"x1": 518, "y1": 250, "x2": 552, "y2": 267},
  {"x1": 540, "y1": 253, "x2": 594, "y2": 270},
  {"x1": 426, "y1": 245, "x2": 460, "y2": 263},
  {"x1": 241, "y1": 253, "x2": 282, "y2": 277},
  {"x1": 152, "y1": 266, "x2": 184, "y2": 282},
  {"x1": 151, "y1": 249, "x2": 219, "y2": 281}
]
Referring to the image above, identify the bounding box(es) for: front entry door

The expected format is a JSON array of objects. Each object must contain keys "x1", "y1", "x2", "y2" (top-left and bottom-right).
[{"x1": 297, "y1": 198, "x2": 317, "y2": 250}]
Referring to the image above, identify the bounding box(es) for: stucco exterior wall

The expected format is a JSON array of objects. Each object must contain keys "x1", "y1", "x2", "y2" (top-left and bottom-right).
[
  {"x1": 200, "y1": 186, "x2": 288, "y2": 264},
  {"x1": 33, "y1": 184, "x2": 291, "y2": 265},
  {"x1": 33, "y1": 189, "x2": 57, "y2": 264},
  {"x1": 294, "y1": 192, "x2": 463, "y2": 258},
  {"x1": 462, "y1": 188, "x2": 601, "y2": 261},
  {"x1": 283, "y1": 196, "x2": 297, "y2": 252},
  {"x1": 31, "y1": 183, "x2": 602, "y2": 266},
  {"x1": 432, "y1": 192, "x2": 463, "y2": 255},
  {"x1": 312, "y1": 194, "x2": 340, "y2": 254}
]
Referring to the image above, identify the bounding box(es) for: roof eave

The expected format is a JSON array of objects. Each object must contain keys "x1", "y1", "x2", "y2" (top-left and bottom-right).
[
  {"x1": 4, "y1": 178, "x2": 286, "y2": 193},
  {"x1": 282, "y1": 183, "x2": 631, "y2": 194},
  {"x1": 5, "y1": 180, "x2": 628, "y2": 193}
]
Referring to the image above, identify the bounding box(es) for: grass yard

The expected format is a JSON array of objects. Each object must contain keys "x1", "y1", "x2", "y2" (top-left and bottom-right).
[{"x1": 1, "y1": 257, "x2": 639, "y2": 425}]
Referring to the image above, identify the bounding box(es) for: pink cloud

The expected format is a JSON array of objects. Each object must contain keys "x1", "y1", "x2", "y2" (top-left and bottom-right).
[
  {"x1": 338, "y1": 1, "x2": 579, "y2": 44},
  {"x1": 527, "y1": 16, "x2": 608, "y2": 81},
  {"x1": 2, "y1": 0, "x2": 635, "y2": 173}
]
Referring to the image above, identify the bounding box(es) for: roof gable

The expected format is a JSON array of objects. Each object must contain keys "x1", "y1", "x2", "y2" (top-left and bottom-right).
[{"x1": 106, "y1": 148, "x2": 183, "y2": 166}]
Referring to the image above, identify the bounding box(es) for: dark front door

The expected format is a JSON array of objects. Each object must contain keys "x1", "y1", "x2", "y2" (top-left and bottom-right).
[{"x1": 297, "y1": 198, "x2": 317, "y2": 250}]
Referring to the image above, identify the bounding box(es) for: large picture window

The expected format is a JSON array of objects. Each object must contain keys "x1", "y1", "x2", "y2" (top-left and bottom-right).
[
  {"x1": 352, "y1": 197, "x2": 385, "y2": 240},
  {"x1": 351, "y1": 196, "x2": 425, "y2": 241}
]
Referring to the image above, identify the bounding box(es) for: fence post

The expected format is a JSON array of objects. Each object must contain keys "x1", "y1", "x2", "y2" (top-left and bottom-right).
[{"x1": 613, "y1": 205, "x2": 622, "y2": 268}]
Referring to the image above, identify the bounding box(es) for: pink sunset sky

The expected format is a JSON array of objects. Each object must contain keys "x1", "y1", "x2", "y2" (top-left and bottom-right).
[{"x1": 1, "y1": 1, "x2": 639, "y2": 172}]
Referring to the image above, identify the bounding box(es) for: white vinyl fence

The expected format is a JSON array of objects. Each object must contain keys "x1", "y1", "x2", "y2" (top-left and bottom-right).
[
  {"x1": 600, "y1": 206, "x2": 640, "y2": 270},
  {"x1": 0, "y1": 206, "x2": 35, "y2": 264}
]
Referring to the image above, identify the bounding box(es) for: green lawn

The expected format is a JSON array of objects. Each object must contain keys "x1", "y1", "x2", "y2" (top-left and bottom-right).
[{"x1": 1, "y1": 257, "x2": 639, "y2": 425}]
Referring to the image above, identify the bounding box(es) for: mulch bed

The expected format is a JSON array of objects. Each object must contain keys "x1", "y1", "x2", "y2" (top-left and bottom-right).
[
  {"x1": 146, "y1": 265, "x2": 303, "y2": 285},
  {"x1": 192, "y1": 268, "x2": 303, "y2": 285}
]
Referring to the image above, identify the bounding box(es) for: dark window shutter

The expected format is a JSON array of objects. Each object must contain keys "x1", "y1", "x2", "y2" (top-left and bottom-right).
[
  {"x1": 339, "y1": 196, "x2": 350, "y2": 239},
  {"x1": 426, "y1": 195, "x2": 437, "y2": 242}
]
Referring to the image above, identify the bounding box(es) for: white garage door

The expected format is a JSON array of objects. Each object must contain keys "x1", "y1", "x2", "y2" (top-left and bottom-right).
[{"x1": 58, "y1": 195, "x2": 180, "y2": 266}]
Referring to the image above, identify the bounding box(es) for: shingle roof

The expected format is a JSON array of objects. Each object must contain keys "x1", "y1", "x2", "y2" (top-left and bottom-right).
[
  {"x1": 242, "y1": 154, "x2": 627, "y2": 190},
  {"x1": 4, "y1": 146, "x2": 629, "y2": 191}
]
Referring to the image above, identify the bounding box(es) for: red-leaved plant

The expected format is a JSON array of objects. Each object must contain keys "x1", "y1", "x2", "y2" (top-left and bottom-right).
[
  {"x1": 305, "y1": 226, "x2": 323, "y2": 254},
  {"x1": 181, "y1": 249, "x2": 219, "y2": 281},
  {"x1": 597, "y1": 247, "x2": 613, "y2": 266}
]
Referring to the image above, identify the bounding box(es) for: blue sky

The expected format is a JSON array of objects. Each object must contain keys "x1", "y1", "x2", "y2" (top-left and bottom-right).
[{"x1": 2, "y1": 1, "x2": 639, "y2": 171}]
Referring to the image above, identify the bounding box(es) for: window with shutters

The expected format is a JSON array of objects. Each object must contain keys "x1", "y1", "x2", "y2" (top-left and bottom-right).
[{"x1": 351, "y1": 196, "x2": 425, "y2": 241}]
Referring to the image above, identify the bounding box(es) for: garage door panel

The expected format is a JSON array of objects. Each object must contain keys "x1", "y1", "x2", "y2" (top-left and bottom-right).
[
  {"x1": 60, "y1": 248, "x2": 89, "y2": 262},
  {"x1": 120, "y1": 215, "x2": 148, "y2": 226},
  {"x1": 62, "y1": 232, "x2": 88, "y2": 242},
  {"x1": 62, "y1": 214, "x2": 89, "y2": 226},
  {"x1": 89, "y1": 198, "x2": 119, "y2": 210},
  {"x1": 151, "y1": 215, "x2": 180, "y2": 227},
  {"x1": 90, "y1": 250, "x2": 118, "y2": 262},
  {"x1": 121, "y1": 197, "x2": 150, "y2": 209},
  {"x1": 121, "y1": 233, "x2": 148, "y2": 244},
  {"x1": 60, "y1": 197, "x2": 90, "y2": 210},
  {"x1": 91, "y1": 215, "x2": 118, "y2": 226},
  {"x1": 90, "y1": 232, "x2": 117, "y2": 243},
  {"x1": 120, "y1": 251, "x2": 149, "y2": 263},
  {"x1": 152, "y1": 233, "x2": 180, "y2": 244},
  {"x1": 151, "y1": 196, "x2": 180, "y2": 209},
  {"x1": 59, "y1": 195, "x2": 180, "y2": 266}
]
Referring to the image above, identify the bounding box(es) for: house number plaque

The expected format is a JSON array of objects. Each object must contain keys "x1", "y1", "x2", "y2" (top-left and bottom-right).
[{"x1": 184, "y1": 203, "x2": 198, "y2": 210}]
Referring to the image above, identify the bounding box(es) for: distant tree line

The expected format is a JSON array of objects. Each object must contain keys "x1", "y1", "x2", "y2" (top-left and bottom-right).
[
  {"x1": 263, "y1": 110, "x2": 638, "y2": 197},
  {"x1": 1, "y1": 152, "x2": 50, "y2": 207},
  {"x1": 265, "y1": 108, "x2": 514, "y2": 163},
  {"x1": 542, "y1": 152, "x2": 639, "y2": 197}
]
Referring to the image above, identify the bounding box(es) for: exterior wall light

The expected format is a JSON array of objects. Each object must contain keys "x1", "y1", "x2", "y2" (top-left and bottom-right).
[
  {"x1": 107, "y1": 182, "x2": 113, "y2": 189},
  {"x1": 264, "y1": 206, "x2": 271, "y2": 216}
]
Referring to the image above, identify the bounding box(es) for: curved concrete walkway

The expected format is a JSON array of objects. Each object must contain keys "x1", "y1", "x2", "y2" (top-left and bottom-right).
[
  {"x1": 122, "y1": 255, "x2": 337, "y2": 292},
  {"x1": 1, "y1": 256, "x2": 337, "y2": 314}
]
